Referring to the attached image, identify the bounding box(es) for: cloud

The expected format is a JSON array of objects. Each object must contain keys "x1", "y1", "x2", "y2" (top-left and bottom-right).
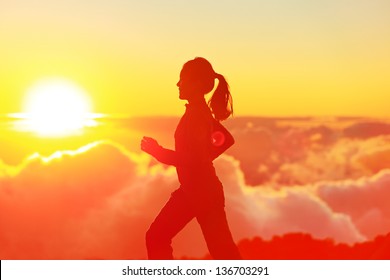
[
  {"x1": 0, "y1": 140, "x2": 211, "y2": 259},
  {"x1": 262, "y1": 135, "x2": 390, "y2": 186},
  {"x1": 317, "y1": 169, "x2": 390, "y2": 239},
  {"x1": 0, "y1": 137, "x2": 389, "y2": 259},
  {"x1": 354, "y1": 140, "x2": 390, "y2": 173},
  {"x1": 213, "y1": 156, "x2": 365, "y2": 245},
  {"x1": 223, "y1": 118, "x2": 390, "y2": 186},
  {"x1": 215, "y1": 154, "x2": 390, "y2": 246},
  {"x1": 0, "y1": 141, "x2": 140, "y2": 259},
  {"x1": 343, "y1": 121, "x2": 390, "y2": 139}
]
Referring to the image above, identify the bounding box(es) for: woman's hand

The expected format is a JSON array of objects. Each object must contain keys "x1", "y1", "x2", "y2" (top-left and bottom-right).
[{"x1": 141, "y1": 136, "x2": 162, "y2": 157}]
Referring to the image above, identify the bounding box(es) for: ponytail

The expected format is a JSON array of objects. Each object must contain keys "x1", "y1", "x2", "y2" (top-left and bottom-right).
[{"x1": 208, "y1": 73, "x2": 233, "y2": 121}]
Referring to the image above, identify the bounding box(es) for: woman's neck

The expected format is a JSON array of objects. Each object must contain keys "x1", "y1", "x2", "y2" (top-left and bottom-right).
[{"x1": 187, "y1": 96, "x2": 206, "y2": 106}]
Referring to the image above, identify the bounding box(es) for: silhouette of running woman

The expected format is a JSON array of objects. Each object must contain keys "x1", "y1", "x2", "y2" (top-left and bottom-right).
[{"x1": 141, "y1": 57, "x2": 241, "y2": 260}]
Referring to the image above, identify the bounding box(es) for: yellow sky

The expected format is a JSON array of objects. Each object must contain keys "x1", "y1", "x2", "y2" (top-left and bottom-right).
[{"x1": 1, "y1": 0, "x2": 389, "y2": 117}]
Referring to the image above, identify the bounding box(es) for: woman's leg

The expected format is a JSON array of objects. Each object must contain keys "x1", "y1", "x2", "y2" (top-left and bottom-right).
[
  {"x1": 146, "y1": 189, "x2": 195, "y2": 259},
  {"x1": 197, "y1": 206, "x2": 242, "y2": 260}
]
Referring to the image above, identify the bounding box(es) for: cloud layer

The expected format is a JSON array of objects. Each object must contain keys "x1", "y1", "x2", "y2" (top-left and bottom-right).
[
  {"x1": 1, "y1": 117, "x2": 389, "y2": 259},
  {"x1": 0, "y1": 140, "x2": 389, "y2": 259}
]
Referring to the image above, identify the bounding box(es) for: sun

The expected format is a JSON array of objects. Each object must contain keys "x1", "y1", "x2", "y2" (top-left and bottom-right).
[{"x1": 22, "y1": 78, "x2": 96, "y2": 136}]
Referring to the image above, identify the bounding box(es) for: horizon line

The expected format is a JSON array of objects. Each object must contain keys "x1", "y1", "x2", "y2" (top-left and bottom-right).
[{"x1": 1, "y1": 113, "x2": 390, "y2": 121}]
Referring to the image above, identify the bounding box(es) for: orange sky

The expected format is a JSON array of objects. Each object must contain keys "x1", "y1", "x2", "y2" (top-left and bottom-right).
[{"x1": 1, "y1": 0, "x2": 389, "y2": 117}]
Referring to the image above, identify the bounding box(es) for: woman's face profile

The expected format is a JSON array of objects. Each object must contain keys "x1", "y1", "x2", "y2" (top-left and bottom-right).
[{"x1": 177, "y1": 68, "x2": 196, "y2": 100}]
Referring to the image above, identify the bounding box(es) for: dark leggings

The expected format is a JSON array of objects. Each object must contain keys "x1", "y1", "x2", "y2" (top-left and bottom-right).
[{"x1": 146, "y1": 188, "x2": 241, "y2": 260}]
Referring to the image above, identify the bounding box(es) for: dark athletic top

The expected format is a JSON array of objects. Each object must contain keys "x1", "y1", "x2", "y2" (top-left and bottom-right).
[
  {"x1": 174, "y1": 100, "x2": 224, "y2": 209},
  {"x1": 153, "y1": 99, "x2": 234, "y2": 210},
  {"x1": 175, "y1": 101, "x2": 218, "y2": 184}
]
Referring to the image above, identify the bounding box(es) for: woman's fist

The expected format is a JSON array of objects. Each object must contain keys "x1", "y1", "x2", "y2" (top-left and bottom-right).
[{"x1": 141, "y1": 136, "x2": 161, "y2": 156}]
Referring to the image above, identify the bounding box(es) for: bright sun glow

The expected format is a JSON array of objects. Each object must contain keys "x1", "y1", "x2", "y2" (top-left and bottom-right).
[{"x1": 21, "y1": 78, "x2": 96, "y2": 136}]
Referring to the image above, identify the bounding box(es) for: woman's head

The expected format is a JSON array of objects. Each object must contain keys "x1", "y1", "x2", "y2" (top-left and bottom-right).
[
  {"x1": 177, "y1": 57, "x2": 233, "y2": 121},
  {"x1": 178, "y1": 57, "x2": 216, "y2": 96}
]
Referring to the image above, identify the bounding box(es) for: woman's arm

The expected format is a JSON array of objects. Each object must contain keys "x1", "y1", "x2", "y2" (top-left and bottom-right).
[
  {"x1": 140, "y1": 132, "x2": 211, "y2": 167},
  {"x1": 210, "y1": 120, "x2": 235, "y2": 160},
  {"x1": 140, "y1": 136, "x2": 179, "y2": 166},
  {"x1": 141, "y1": 120, "x2": 235, "y2": 165}
]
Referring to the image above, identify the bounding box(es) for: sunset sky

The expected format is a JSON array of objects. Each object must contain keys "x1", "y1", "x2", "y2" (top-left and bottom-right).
[
  {"x1": 1, "y1": 1, "x2": 390, "y2": 260},
  {"x1": 1, "y1": 0, "x2": 389, "y2": 117}
]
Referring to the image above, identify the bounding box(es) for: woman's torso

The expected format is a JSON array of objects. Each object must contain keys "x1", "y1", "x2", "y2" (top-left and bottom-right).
[{"x1": 174, "y1": 101, "x2": 222, "y2": 192}]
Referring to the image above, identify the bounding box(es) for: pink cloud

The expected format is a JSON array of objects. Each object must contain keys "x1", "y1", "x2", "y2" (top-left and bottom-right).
[
  {"x1": 317, "y1": 169, "x2": 390, "y2": 239},
  {"x1": 0, "y1": 139, "x2": 389, "y2": 259},
  {"x1": 213, "y1": 156, "x2": 365, "y2": 244}
]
